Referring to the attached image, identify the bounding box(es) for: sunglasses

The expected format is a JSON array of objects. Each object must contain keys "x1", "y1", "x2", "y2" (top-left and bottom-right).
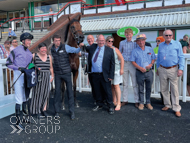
[
  {"x1": 108, "y1": 40, "x2": 114, "y2": 43},
  {"x1": 12, "y1": 41, "x2": 18, "y2": 43},
  {"x1": 165, "y1": 35, "x2": 172, "y2": 37},
  {"x1": 156, "y1": 40, "x2": 161, "y2": 42}
]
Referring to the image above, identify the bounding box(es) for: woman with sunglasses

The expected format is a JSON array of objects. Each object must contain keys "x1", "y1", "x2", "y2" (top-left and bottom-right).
[{"x1": 105, "y1": 36, "x2": 124, "y2": 111}]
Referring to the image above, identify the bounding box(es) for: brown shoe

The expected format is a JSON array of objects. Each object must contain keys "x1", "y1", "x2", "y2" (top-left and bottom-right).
[
  {"x1": 121, "y1": 102, "x2": 128, "y2": 106},
  {"x1": 138, "y1": 104, "x2": 144, "y2": 110},
  {"x1": 175, "y1": 111, "x2": 181, "y2": 117},
  {"x1": 146, "y1": 104, "x2": 153, "y2": 110},
  {"x1": 162, "y1": 107, "x2": 169, "y2": 111},
  {"x1": 135, "y1": 103, "x2": 139, "y2": 108}
]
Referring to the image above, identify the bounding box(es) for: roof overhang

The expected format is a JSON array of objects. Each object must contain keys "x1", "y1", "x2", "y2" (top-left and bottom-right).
[{"x1": 81, "y1": 11, "x2": 190, "y2": 33}]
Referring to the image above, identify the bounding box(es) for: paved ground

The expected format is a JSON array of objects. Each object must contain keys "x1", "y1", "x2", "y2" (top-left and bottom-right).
[{"x1": 0, "y1": 92, "x2": 190, "y2": 143}]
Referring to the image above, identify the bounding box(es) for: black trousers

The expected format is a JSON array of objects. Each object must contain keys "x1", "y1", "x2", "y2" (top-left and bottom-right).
[
  {"x1": 88, "y1": 74, "x2": 96, "y2": 100},
  {"x1": 54, "y1": 73, "x2": 74, "y2": 113},
  {"x1": 49, "y1": 18, "x2": 52, "y2": 26},
  {"x1": 90, "y1": 73, "x2": 114, "y2": 108}
]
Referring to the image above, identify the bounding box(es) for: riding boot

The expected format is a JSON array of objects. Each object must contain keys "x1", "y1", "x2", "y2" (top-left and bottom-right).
[
  {"x1": 15, "y1": 104, "x2": 25, "y2": 130},
  {"x1": 22, "y1": 101, "x2": 29, "y2": 123},
  {"x1": 22, "y1": 101, "x2": 34, "y2": 124},
  {"x1": 22, "y1": 101, "x2": 28, "y2": 116}
]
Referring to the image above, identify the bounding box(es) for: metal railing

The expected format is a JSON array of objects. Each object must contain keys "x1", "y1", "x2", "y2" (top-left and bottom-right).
[
  {"x1": 0, "y1": 1, "x2": 86, "y2": 35},
  {"x1": 81, "y1": 0, "x2": 187, "y2": 15}
]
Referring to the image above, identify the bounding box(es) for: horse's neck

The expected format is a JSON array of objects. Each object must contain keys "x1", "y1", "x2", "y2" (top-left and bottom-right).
[{"x1": 66, "y1": 32, "x2": 78, "y2": 48}]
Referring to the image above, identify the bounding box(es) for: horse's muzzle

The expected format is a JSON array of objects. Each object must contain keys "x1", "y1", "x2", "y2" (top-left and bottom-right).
[
  {"x1": 78, "y1": 34, "x2": 84, "y2": 43},
  {"x1": 75, "y1": 33, "x2": 84, "y2": 44}
]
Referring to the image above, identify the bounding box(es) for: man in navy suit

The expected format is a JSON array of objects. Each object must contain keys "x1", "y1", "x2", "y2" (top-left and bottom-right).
[{"x1": 84, "y1": 34, "x2": 115, "y2": 114}]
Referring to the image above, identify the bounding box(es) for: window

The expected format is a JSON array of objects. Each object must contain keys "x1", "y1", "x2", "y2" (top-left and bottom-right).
[
  {"x1": 34, "y1": 0, "x2": 59, "y2": 14},
  {"x1": 104, "y1": 0, "x2": 115, "y2": 4},
  {"x1": 58, "y1": 0, "x2": 80, "y2": 11},
  {"x1": 0, "y1": 13, "x2": 7, "y2": 22}
]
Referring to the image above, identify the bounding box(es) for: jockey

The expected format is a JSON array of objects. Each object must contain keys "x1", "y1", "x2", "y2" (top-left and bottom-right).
[{"x1": 6, "y1": 32, "x2": 33, "y2": 130}]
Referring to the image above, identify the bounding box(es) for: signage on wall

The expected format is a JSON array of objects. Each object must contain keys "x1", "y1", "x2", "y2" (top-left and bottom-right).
[
  {"x1": 115, "y1": 0, "x2": 125, "y2": 5},
  {"x1": 117, "y1": 26, "x2": 140, "y2": 38}
]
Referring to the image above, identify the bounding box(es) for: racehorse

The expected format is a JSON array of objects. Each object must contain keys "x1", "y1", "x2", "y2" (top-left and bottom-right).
[{"x1": 61, "y1": 16, "x2": 84, "y2": 110}]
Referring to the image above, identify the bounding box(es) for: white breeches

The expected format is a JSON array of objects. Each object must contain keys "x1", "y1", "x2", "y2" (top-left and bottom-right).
[{"x1": 14, "y1": 70, "x2": 27, "y2": 104}]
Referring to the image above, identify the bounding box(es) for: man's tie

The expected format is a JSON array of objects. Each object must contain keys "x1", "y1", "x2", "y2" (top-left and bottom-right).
[{"x1": 93, "y1": 47, "x2": 101, "y2": 63}]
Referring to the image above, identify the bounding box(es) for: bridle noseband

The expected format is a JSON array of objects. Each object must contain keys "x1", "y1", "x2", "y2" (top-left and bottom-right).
[
  {"x1": 70, "y1": 22, "x2": 87, "y2": 73},
  {"x1": 70, "y1": 24, "x2": 83, "y2": 45}
]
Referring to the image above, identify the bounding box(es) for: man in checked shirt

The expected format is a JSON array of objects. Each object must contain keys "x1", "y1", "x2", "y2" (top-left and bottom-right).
[{"x1": 119, "y1": 28, "x2": 139, "y2": 108}]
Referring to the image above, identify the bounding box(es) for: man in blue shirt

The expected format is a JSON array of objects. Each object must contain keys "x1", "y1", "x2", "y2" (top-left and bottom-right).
[
  {"x1": 7, "y1": 28, "x2": 17, "y2": 41},
  {"x1": 130, "y1": 34, "x2": 156, "y2": 110},
  {"x1": 157, "y1": 29, "x2": 184, "y2": 117},
  {"x1": 84, "y1": 34, "x2": 115, "y2": 114}
]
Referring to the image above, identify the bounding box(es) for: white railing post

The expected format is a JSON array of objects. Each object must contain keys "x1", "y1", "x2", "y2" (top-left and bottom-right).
[
  {"x1": 0, "y1": 63, "x2": 4, "y2": 97},
  {"x1": 182, "y1": 58, "x2": 187, "y2": 102},
  {"x1": 153, "y1": 62, "x2": 156, "y2": 94},
  {"x1": 11, "y1": 21, "x2": 14, "y2": 31},
  {"x1": 78, "y1": 58, "x2": 82, "y2": 92}
]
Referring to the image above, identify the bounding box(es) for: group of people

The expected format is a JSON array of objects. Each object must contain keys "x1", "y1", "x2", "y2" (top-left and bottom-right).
[
  {"x1": 5, "y1": 32, "x2": 81, "y2": 130},
  {"x1": 80, "y1": 34, "x2": 124, "y2": 113},
  {"x1": 119, "y1": 29, "x2": 184, "y2": 117},
  {"x1": 1, "y1": 28, "x2": 185, "y2": 130},
  {"x1": 80, "y1": 28, "x2": 184, "y2": 119},
  {"x1": 0, "y1": 28, "x2": 18, "y2": 59}
]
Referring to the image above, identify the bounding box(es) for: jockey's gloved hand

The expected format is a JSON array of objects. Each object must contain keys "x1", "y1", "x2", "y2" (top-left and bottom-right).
[{"x1": 18, "y1": 67, "x2": 26, "y2": 73}]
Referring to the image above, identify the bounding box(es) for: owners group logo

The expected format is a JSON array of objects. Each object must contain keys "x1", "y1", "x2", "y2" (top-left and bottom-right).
[{"x1": 10, "y1": 116, "x2": 60, "y2": 134}]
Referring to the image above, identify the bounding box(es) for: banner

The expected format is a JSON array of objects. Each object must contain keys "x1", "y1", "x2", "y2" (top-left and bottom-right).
[
  {"x1": 117, "y1": 26, "x2": 140, "y2": 38},
  {"x1": 115, "y1": 0, "x2": 125, "y2": 5}
]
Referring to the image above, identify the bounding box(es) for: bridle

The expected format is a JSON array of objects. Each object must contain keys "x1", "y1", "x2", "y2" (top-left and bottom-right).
[
  {"x1": 70, "y1": 23, "x2": 83, "y2": 45},
  {"x1": 70, "y1": 21, "x2": 87, "y2": 73}
]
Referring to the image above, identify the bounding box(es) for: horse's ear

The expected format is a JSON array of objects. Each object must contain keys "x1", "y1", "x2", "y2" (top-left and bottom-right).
[
  {"x1": 68, "y1": 16, "x2": 71, "y2": 21},
  {"x1": 78, "y1": 15, "x2": 81, "y2": 21}
]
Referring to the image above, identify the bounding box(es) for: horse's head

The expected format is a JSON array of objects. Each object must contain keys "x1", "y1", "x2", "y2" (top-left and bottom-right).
[{"x1": 68, "y1": 16, "x2": 84, "y2": 45}]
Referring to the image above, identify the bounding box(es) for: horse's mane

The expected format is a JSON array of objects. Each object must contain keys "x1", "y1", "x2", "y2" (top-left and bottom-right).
[{"x1": 64, "y1": 19, "x2": 80, "y2": 42}]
